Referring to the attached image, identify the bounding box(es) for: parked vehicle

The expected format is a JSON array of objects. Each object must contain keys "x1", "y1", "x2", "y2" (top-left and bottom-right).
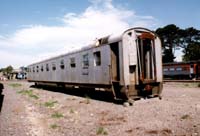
[{"x1": 27, "y1": 27, "x2": 163, "y2": 102}]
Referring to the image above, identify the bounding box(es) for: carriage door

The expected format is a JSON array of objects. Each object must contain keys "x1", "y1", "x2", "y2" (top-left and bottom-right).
[
  {"x1": 190, "y1": 63, "x2": 194, "y2": 78},
  {"x1": 110, "y1": 42, "x2": 120, "y2": 82},
  {"x1": 137, "y1": 33, "x2": 156, "y2": 82}
]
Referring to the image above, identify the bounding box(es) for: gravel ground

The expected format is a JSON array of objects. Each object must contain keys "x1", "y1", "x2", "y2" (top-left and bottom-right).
[{"x1": 0, "y1": 81, "x2": 200, "y2": 136}]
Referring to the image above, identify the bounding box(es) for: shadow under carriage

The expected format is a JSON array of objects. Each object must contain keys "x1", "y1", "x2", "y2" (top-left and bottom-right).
[{"x1": 30, "y1": 84, "x2": 127, "y2": 105}]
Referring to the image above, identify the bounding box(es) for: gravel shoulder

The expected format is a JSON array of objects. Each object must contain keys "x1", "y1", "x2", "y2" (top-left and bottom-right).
[{"x1": 0, "y1": 81, "x2": 200, "y2": 136}]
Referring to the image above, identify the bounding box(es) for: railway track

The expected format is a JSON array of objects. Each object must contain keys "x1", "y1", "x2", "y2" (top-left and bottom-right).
[{"x1": 164, "y1": 79, "x2": 200, "y2": 83}]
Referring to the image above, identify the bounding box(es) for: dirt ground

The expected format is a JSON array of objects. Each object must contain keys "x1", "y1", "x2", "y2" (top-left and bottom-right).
[{"x1": 0, "y1": 81, "x2": 200, "y2": 136}]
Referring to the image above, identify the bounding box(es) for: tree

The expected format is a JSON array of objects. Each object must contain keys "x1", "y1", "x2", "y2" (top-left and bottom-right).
[
  {"x1": 156, "y1": 24, "x2": 182, "y2": 63},
  {"x1": 0, "y1": 65, "x2": 13, "y2": 78},
  {"x1": 182, "y1": 27, "x2": 200, "y2": 61},
  {"x1": 183, "y1": 43, "x2": 200, "y2": 61}
]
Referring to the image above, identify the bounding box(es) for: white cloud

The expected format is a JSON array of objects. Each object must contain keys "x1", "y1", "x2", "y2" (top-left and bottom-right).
[
  {"x1": 0, "y1": 50, "x2": 34, "y2": 68},
  {"x1": 0, "y1": 0, "x2": 158, "y2": 68}
]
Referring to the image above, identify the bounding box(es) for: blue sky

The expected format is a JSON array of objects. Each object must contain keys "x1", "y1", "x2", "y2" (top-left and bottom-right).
[{"x1": 0, "y1": 0, "x2": 200, "y2": 68}]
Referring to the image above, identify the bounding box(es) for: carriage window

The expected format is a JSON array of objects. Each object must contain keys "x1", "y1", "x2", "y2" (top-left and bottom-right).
[
  {"x1": 36, "y1": 66, "x2": 39, "y2": 72},
  {"x1": 52, "y1": 63, "x2": 56, "y2": 71},
  {"x1": 60, "y1": 59, "x2": 65, "y2": 69},
  {"x1": 41, "y1": 65, "x2": 44, "y2": 72},
  {"x1": 163, "y1": 68, "x2": 168, "y2": 71},
  {"x1": 94, "y1": 51, "x2": 101, "y2": 66},
  {"x1": 33, "y1": 67, "x2": 35, "y2": 72},
  {"x1": 176, "y1": 67, "x2": 182, "y2": 71},
  {"x1": 70, "y1": 57, "x2": 76, "y2": 68},
  {"x1": 29, "y1": 68, "x2": 31, "y2": 72},
  {"x1": 169, "y1": 68, "x2": 175, "y2": 71},
  {"x1": 46, "y1": 64, "x2": 49, "y2": 71},
  {"x1": 83, "y1": 54, "x2": 89, "y2": 67}
]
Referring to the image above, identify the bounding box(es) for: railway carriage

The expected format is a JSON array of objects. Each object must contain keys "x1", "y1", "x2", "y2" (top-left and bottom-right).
[
  {"x1": 27, "y1": 27, "x2": 163, "y2": 101},
  {"x1": 163, "y1": 61, "x2": 200, "y2": 79}
]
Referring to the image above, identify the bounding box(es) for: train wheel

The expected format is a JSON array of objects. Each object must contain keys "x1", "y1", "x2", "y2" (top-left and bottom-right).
[
  {"x1": 128, "y1": 99, "x2": 134, "y2": 106},
  {"x1": 123, "y1": 102, "x2": 130, "y2": 107}
]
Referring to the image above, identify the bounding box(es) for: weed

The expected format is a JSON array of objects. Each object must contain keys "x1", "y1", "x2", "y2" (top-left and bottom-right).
[
  {"x1": 44, "y1": 100, "x2": 58, "y2": 108},
  {"x1": 96, "y1": 126, "x2": 108, "y2": 135},
  {"x1": 17, "y1": 90, "x2": 39, "y2": 100},
  {"x1": 69, "y1": 108, "x2": 74, "y2": 114},
  {"x1": 51, "y1": 112, "x2": 64, "y2": 118},
  {"x1": 80, "y1": 95, "x2": 90, "y2": 104},
  {"x1": 85, "y1": 95, "x2": 90, "y2": 104},
  {"x1": 17, "y1": 89, "x2": 32, "y2": 95},
  {"x1": 179, "y1": 83, "x2": 200, "y2": 88},
  {"x1": 9, "y1": 83, "x2": 22, "y2": 88},
  {"x1": 29, "y1": 94, "x2": 39, "y2": 99},
  {"x1": 50, "y1": 124, "x2": 59, "y2": 129}
]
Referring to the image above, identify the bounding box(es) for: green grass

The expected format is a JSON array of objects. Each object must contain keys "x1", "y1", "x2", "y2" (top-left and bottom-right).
[
  {"x1": 85, "y1": 95, "x2": 90, "y2": 104},
  {"x1": 177, "y1": 83, "x2": 200, "y2": 88},
  {"x1": 69, "y1": 108, "x2": 74, "y2": 114},
  {"x1": 50, "y1": 124, "x2": 59, "y2": 129},
  {"x1": 29, "y1": 94, "x2": 39, "y2": 99},
  {"x1": 9, "y1": 83, "x2": 22, "y2": 88},
  {"x1": 184, "y1": 84, "x2": 189, "y2": 87},
  {"x1": 51, "y1": 112, "x2": 64, "y2": 118},
  {"x1": 44, "y1": 100, "x2": 58, "y2": 108},
  {"x1": 17, "y1": 90, "x2": 39, "y2": 100},
  {"x1": 96, "y1": 126, "x2": 108, "y2": 135}
]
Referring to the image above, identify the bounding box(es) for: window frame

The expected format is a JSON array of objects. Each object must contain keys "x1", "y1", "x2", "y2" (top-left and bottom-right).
[
  {"x1": 41, "y1": 65, "x2": 44, "y2": 72},
  {"x1": 93, "y1": 51, "x2": 101, "y2": 66},
  {"x1": 169, "y1": 67, "x2": 175, "y2": 71},
  {"x1": 46, "y1": 63, "x2": 49, "y2": 71},
  {"x1": 176, "y1": 67, "x2": 182, "y2": 71},
  {"x1": 82, "y1": 53, "x2": 89, "y2": 68},
  {"x1": 52, "y1": 62, "x2": 56, "y2": 71},
  {"x1": 36, "y1": 66, "x2": 39, "y2": 72},
  {"x1": 60, "y1": 59, "x2": 65, "y2": 69},
  {"x1": 70, "y1": 57, "x2": 76, "y2": 68},
  {"x1": 163, "y1": 68, "x2": 168, "y2": 72},
  {"x1": 33, "y1": 67, "x2": 35, "y2": 72}
]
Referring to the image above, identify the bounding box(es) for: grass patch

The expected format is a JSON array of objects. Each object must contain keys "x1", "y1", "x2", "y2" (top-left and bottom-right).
[
  {"x1": 51, "y1": 112, "x2": 64, "y2": 118},
  {"x1": 178, "y1": 83, "x2": 200, "y2": 88},
  {"x1": 44, "y1": 100, "x2": 58, "y2": 108},
  {"x1": 80, "y1": 95, "x2": 90, "y2": 104},
  {"x1": 85, "y1": 95, "x2": 90, "y2": 104},
  {"x1": 17, "y1": 90, "x2": 39, "y2": 100},
  {"x1": 9, "y1": 83, "x2": 22, "y2": 88},
  {"x1": 96, "y1": 126, "x2": 108, "y2": 135},
  {"x1": 69, "y1": 108, "x2": 74, "y2": 114},
  {"x1": 184, "y1": 84, "x2": 189, "y2": 87},
  {"x1": 29, "y1": 94, "x2": 39, "y2": 99},
  {"x1": 50, "y1": 124, "x2": 59, "y2": 129}
]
